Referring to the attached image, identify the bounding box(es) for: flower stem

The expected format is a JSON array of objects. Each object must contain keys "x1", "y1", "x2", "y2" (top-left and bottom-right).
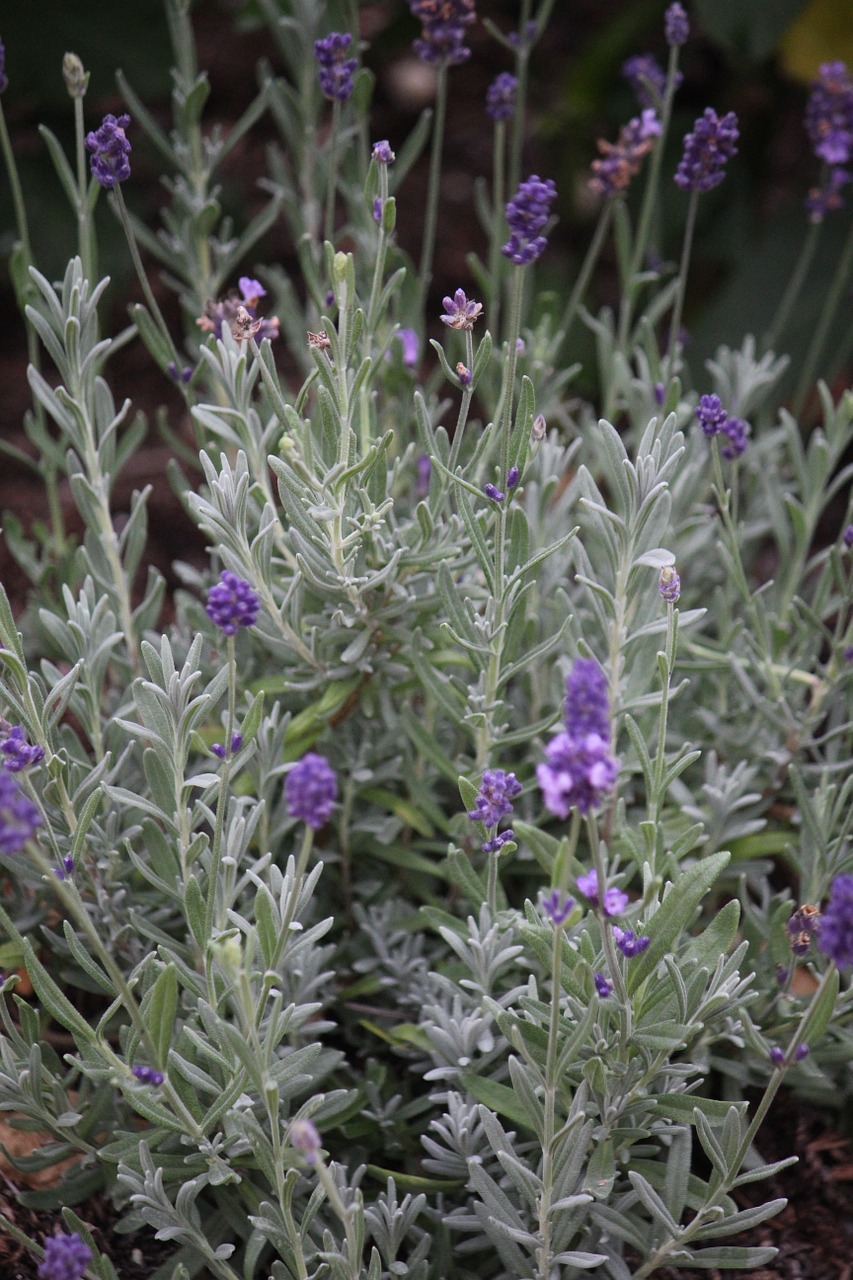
[
  {"x1": 666, "y1": 187, "x2": 699, "y2": 383},
  {"x1": 417, "y1": 61, "x2": 449, "y2": 314}
]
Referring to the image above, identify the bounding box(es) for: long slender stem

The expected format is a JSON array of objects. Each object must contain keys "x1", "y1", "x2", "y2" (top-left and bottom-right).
[
  {"x1": 763, "y1": 219, "x2": 820, "y2": 353},
  {"x1": 417, "y1": 61, "x2": 449, "y2": 314},
  {"x1": 793, "y1": 209, "x2": 853, "y2": 414},
  {"x1": 203, "y1": 635, "x2": 237, "y2": 942},
  {"x1": 558, "y1": 200, "x2": 613, "y2": 346},
  {"x1": 537, "y1": 918, "x2": 563, "y2": 1280},
  {"x1": 487, "y1": 120, "x2": 507, "y2": 337},
  {"x1": 324, "y1": 99, "x2": 342, "y2": 246},
  {"x1": 666, "y1": 187, "x2": 699, "y2": 383},
  {"x1": 508, "y1": 0, "x2": 533, "y2": 197}
]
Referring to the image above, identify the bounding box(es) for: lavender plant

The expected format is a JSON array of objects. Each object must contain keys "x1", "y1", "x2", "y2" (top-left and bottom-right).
[{"x1": 0, "y1": 3, "x2": 852, "y2": 1279}]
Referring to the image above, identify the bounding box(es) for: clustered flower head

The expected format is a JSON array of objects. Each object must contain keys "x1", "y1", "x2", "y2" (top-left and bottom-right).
[
  {"x1": 674, "y1": 107, "x2": 739, "y2": 192},
  {"x1": 0, "y1": 771, "x2": 42, "y2": 855},
  {"x1": 540, "y1": 888, "x2": 574, "y2": 926},
  {"x1": 807, "y1": 166, "x2": 852, "y2": 222},
  {"x1": 695, "y1": 393, "x2": 750, "y2": 458},
  {"x1": 805, "y1": 61, "x2": 853, "y2": 167},
  {"x1": 622, "y1": 54, "x2": 668, "y2": 109},
  {"x1": 372, "y1": 139, "x2": 395, "y2": 164},
  {"x1": 197, "y1": 277, "x2": 279, "y2": 344},
  {"x1": 440, "y1": 288, "x2": 483, "y2": 329},
  {"x1": 576, "y1": 870, "x2": 628, "y2": 916},
  {"x1": 205, "y1": 570, "x2": 261, "y2": 636},
  {"x1": 468, "y1": 768, "x2": 521, "y2": 852},
  {"x1": 1, "y1": 725, "x2": 45, "y2": 771},
  {"x1": 314, "y1": 32, "x2": 358, "y2": 102},
  {"x1": 408, "y1": 0, "x2": 477, "y2": 66},
  {"x1": 613, "y1": 926, "x2": 651, "y2": 956},
  {"x1": 37, "y1": 1232, "x2": 92, "y2": 1280},
  {"x1": 133, "y1": 1064, "x2": 165, "y2": 1086},
  {"x1": 502, "y1": 175, "x2": 557, "y2": 265},
  {"x1": 537, "y1": 658, "x2": 619, "y2": 818},
  {"x1": 285, "y1": 753, "x2": 337, "y2": 829},
  {"x1": 816, "y1": 874, "x2": 853, "y2": 968},
  {"x1": 486, "y1": 71, "x2": 518, "y2": 121},
  {"x1": 664, "y1": 2, "x2": 689, "y2": 46},
  {"x1": 590, "y1": 110, "x2": 661, "y2": 198},
  {"x1": 85, "y1": 113, "x2": 131, "y2": 189}
]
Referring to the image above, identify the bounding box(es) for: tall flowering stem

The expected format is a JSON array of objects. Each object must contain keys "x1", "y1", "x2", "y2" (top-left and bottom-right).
[
  {"x1": 417, "y1": 61, "x2": 449, "y2": 313},
  {"x1": 793, "y1": 211, "x2": 853, "y2": 413}
]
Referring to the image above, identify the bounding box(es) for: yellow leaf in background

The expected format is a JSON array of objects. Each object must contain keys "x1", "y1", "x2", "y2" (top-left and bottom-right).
[{"x1": 779, "y1": 0, "x2": 853, "y2": 82}]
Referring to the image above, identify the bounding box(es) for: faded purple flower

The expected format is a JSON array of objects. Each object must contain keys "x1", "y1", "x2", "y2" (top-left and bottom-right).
[
  {"x1": 674, "y1": 108, "x2": 739, "y2": 192},
  {"x1": 537, "y1": 731, "x2": 619, "y2": 818},
  {"x1": 659, "y1": 565, "x2": 681, "y2": 603},
  {"x1": 622, "y1": 54, "x2": 668, "y2": 109},
  {"x1": 468, "y1": 769, "x2": 521, "y2": 829},
  {"x1": 290, "y1": 1117, "x2": 322, "y2": 1163},
  {"x1": 0, "y1": 39, "x2": 8, "y2": 94},
  {"x1": 589, "y1": 110, "x2": 661, "y2": 198},
  {"x1": 484, "y1": 482, "x2": 505, "y2": 503},
  {"x1": 38, "y1": 1233, "x2": 92, "y2": 1280},
  {"x1": 285, "y1": 753, "x2": 337, "y2": 829},
  {"x1": 665, "y1": 3, "x2": 689, "y2": 46},
  {"x1": 541, "y1": 889, "x2": 574, "y2": 926},
  {"x1": 613, "y1": 927, "x2": 650, "y2": 957},
  {"x1": 372, "y1": 139, "x2": 395, "y2": 164},
  {"x1": 416, "y1": 454, "x2": 432, "y2": 497},
  {"x1": 205, "y1": 570, "x2": 260, "y2": 636},
  {"x1": 786, "y1": 903, "x2": 820, "y2": 956},
  {"x1": 0, "y1": 771, "x2": 42, "y2": 855},
  {"x1": 396, "y1": 328, "x2": 419, "y2": 368},
  {"x1": 594, "y1": 971, "x2": 612, "y2": 998},
  {"x1": 721, "y1": 415, "x2": 749, "y2": 460},
  {"x1": 696, "y1": 393, "x2": 726, "y2": 436},
  {"x1": 486, "y1": 71, "x2": 518, "y2": 121},
  {"x1": 805, "y1": 166, "x2": 851, "y2": 223},
  {"x1": 456, "y1": 361, "x2": 472, "y2": 385},
  {"x1": 502, "y1": 175, "x2": 557, "y2": 265},
  {"x1": 198, "y1": 279, "x2": 279, "y2": 344},
  {"x1": 440, "y1": 288, "x2": 483, "y2": 330},
  {"x1": 409, "y1": 0, "x2": 477, "y2": 66},
  {"x1": 1, "y1": 726, "x2": 45, "y2": 772},
  {"x1": 817, "y1": 874, "x2": 853, "y2": 968},
  {"x1": 576, "y1": 870, "x2": 628, "y2": 916},
  {"x1": 842, "y1": 524, "x2": 853, "y2": 549},
  {"x1": 54, "y1": 855, "x2": 75, "y2": 882},
  {"x1": 314, "y1": 32, "x2": 358, "y2": 102},
  {"x1": 565, "y1": 658, "x2": 611, "y2": 742},
  {"x1": 85, "y1": 113, "x2": 131, "y2": 189},
  {"x1": 531, "y1": 413, "x2": 547, "y2": 441},
  {"x1": 133, "y1": 1065, "x2": 165, "y2": 1086},
  {"x1": 805, "y1": 61, "x2": 853, "y2": 166}
]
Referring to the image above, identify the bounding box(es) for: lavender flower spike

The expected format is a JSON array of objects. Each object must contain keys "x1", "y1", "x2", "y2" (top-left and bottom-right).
[
  {"x1": 205, "y1": 570, "x2": 261, "y2": 636},
  {"x1": 38, "y1": 1233, "x2": 92, "y2": 1280},
  {"x1": 590, "y1": 110, "x2": 661, "y2": 199},
  {"x1": 674, "y1": 108, "x2": 739, "y2": 192},
  {"x1": 502, "y1": 175, "x2": 557, "y2": 265},
  {"x1": 285, "y1": 753, "x2": 337, "y2": 829},
  {"x1": 696, "y1": 393, "x2": 726, "y2": 436},
  {"x1": 664, "y1": 3, "x2": 689, "y2": 47},
  {"x1": 0, "y1": 772, "x2": 42, "y2": 855},
  {"x1": 468, "y1": 768, "x2": 521, "y2": 828},
  {"x1": 659, "y1": 565, "x2": 681, "y2": 603},
  {"x1": 1, "y1": 726, "x2": 45, "y2": 772},
  {"x1": 817, "y1": 874, "x2": 853, "y2": 968},
  {"x1": 440, "y1": 288, "x2": 483, "y2": 330},
  {"x1": 805, "y1": 61, "x2": 853, "y2": 167},
  {"x1": 622, "y1": 54, "x2": 667, "y2": 110},
  {"x1": 85, "y1": 113, "x2": 131, "y2": 189},
  {"x1": 565, "y1": 658, "x2": 611, "y2": 742},
  {"x1": 486, "y1": 71, "x2": 518, "y2": 121},
  {"x1": 314, "y1": 32, "x2": 358, "y2": 102},
  {"x1": 409, "y1": 0, "x2": 477, "y2": 66},
  {"x1": 541, "y1": 889, "x2": 574, "y2": 926}
]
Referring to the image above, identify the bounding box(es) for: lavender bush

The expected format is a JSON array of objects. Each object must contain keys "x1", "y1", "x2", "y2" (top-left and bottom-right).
[{"x1": 0, "y1": 3, "x2": 852, "y2": 1278}]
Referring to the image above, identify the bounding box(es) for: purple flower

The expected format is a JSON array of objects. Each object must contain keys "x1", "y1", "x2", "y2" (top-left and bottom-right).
[
  {"x1": 541, "y1": 889, "x2": 574, "y2": 927},
  {"x1": 807, "y1": 166, "x2": 852, "y2": 222},
  {"x1": 38, "y1": 1233, "x2": 92, "y2": 1280},
  {"x1": 1, "y1": 726, "x2": 45, "y2": 772},
  {"x1": 290, "y1": 1117, "x2": 322, "y2": 1163},
  {"x1": 786, "y1": 903, "x2": 820, "y2": 956},
  {"x1": 506, "y1": 466, "x2": 520, "y2": 489},
  {"x1": 54, "y1": 855, "x2": 75, "y2": 882},
  {"x1": 537, "y1": 732, "x2": 619, "y2": 818},
  {"x1": 314, "y1": 32, "x2": 358, "y2": 102},
  {"x1": 674, "y1": 108, "x2": 739, "y2": 192},
  {"x1": 817, "y1": 874, "x2": 853, "y2": 968},
  {"x1": 212, "y1": 732, "x2": 243, "y2": 761},
  {"x1": 622, "y1": 54, "x2": 668, "y2": 109},
  {"x1": 696, "y1": 393, "x2": 726, "y2": 436},
  {"x1": 843, "y1": 524, "x2": 853, "y2": 549},
  {"x1": 373, "y1": 197, "x2": 384, "y2": 223},
  {"x1": 576, "y1": 870, "x2": 628, "y2": 916},
  {"x1": 565, "y1": 658, "x2": 611, "y2": 742},
  {"x1": 502, "y1": 175, "x2": 557, "y2": 266},
  {"x1": 372, "y1": 139, "x2": 395, "y2": 164},
  {"x1": 482, "y1": 828, "x2": 515, "y2": 854},
  {"x1": 85, "y1": 113, "x2": 132, "y2": 189},
  {"x1": 468, "y1": 769, "x2": 521, "y2": 830},
  {"x1": 456, "y1": 362, "x2": 472, "y2": 386},
  {"x1": 167, "y1": 361, "x2": 193, "y2": 384},
  {"x1": 589, "y1": 110, "x2": 661, "y2": 198},
  {"x1": 794, "y1": 1043, "x2": 810, "y2": 1061},
  {"x1": 721, "y1": 415, "x2": 749, "y2": 459},
  {"x1": 665, "y1": 3, "x2": 689, "y2": 46},
  {"x1": 0, "y1": 39, "x2": 8, "y2": 94},
  {"x1": 238, "y1": 277, "x2": 266, "y2": 304},
  {"x1": 0, "y1": 771, "x2": 42, "y2": 855},
  {"x1": 805, "y1": 61, "x2": 853, "y2": 166},
  {"x1": 594, "y1": 971, "x2": 612, "y2": 998},
  {"x1": 769, "y1": 1046, "x2": 785, "y2": 1066},
  {"x1": 285, "y1": 753, "x2": 337, "y2": 829},
  {"x1": 198, "y1": 281, "x2": 279, "y2": 344},
  {"x1": 613, "y1": 927, "x2": 650, "y2": 957},
  {"x1": 531, "y1": 413, "x2": 547, "y2": 441},
  {"x1": 396, "y1": 328, "x2": 419, "y2": 368},
  {"x1": 205, "y1": 570, "x2": 261, "y2": 636},
  {"x1": 659, "y1": 565, "x2": 680, "y2": 603},
  {"x1": 416, "y1": 454, "x2": 432, "y2": 496},
  {"x1": 133, "y1": 1065, "x2": 165, "y2": 1086},
  {"x1": 440, "y1": 288, "x2": 483, "y2": 330},
  {"x1": 409, "y1": 0, "x2": 477, "y2": 66},
  {"x1": 484, "y1": 483, "x2": 505, "y2": 503},
  {"x1": 486, "y1": 72, "x2": 518, "y2": 121}
]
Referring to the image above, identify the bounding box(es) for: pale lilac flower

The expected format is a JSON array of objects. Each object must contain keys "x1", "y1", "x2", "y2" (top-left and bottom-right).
[
  {"x1": 540, "y1": 889, "x2": 574, "y2": 925},
  {"x1": 440, "y1": 288, "x2": 483, "y2": 330},
  {"x1": 290, "y1": 1117, "x2": 322, "y2": 1163},
  {"x1": 665, "y1": 3, "x2": 689, "y2": 46},
  {"x1": 576, "y1": 870, "x2": 628, "y2": 916},
  {"x1": 486, "y1": 71, "x2": 518, "y2": 121},
  {"x1": 372, "y1": 139, "x2": 395, "y2": 164}
]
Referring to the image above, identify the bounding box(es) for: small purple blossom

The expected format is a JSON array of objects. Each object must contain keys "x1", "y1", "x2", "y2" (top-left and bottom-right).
[
  {"x1": 486, "y1": 71, "x2": 518, "y2": 121},
  {"x1": 502, "y1": 175, "x2": 557, "y2": 266},
  {"x1": 664, "y1": 3, "x2": 689, "y2": 47},
  {"x1": 290, "y1": 1117, "x2": 322, "y2": 1163},
  {"x1": 38, "y1": 1233, "x2": 92, "y2": 1280},
  {"x1": 85, "y1": 113, "x2": 132, "y2": 189},
  {"x1": 816, "y1": 874, "x2": 853, "y2": 968},
  {"x1": 133, "y1": 1065, "x2": 165, "y2": 1086},
  {"x1": 212, "y1": 732, "x2": 243, "y2": 760},
  {"x1": 484, "y1": 483, "x2": 505, "y2": 503},
  {"x1": 205, "y1": 570, "x2": 261, "y2": 636},
  {"x1": 590, "y1": 110, "x2": 661, "y2": 198},
  {"x1": 622, "y1": 54, "x2": 668, "y2": 109},
  {"x1": 576, "y1": 871, "x2": 628, "y2": 916},
  {"x1": 565, "y1": 658, "x2": 611, "y2": 742},
  {"x1": 659, "y1": 565, "x2": 681, "y2": 603},
  {"x1": 537, "y1": 732, "x2": 619, "y2": 818},
  {"x1": 468, "y1": 769, "x2": 521, "y2": 829},
  {"x1": 373, "y1": 197, "x2": 384, "y2": 223},
  {"x1": 1, "y1": 726, "x2": 45, "y2": 772},
  {"x1": 314, "y1": 32, "x2": 358, "y2": 102},
  {"x1": 794, "y1": 1043, "x2": 810, "y2": 1061},
  {"x1": 769, "y1": 1046, "x2": 785, "y2": 1066},
  {"x1": 396, "y1": 328, "x2": 419, "y2": 368},
  {"x1": 409, "y1": 0, "x2": 477, "y2": 66},
  {"x1": 541, "y1": 889, "x2": 574, "y2": 927},
  {"x1": 721, "y1": 415, "x2": 749, "y2": 459},
  {"x1": 613, "y1": 927, "x2": 650, "y2": 957},
  {"x1": 167, "y1": 361, "x2": 193, "y2": 384},
  {"x1": 416, "y1": 454, "x2": 432, "y2": 497},
  {"x1": 786, "y1": 904, "x2": 820, "y2": 956},
  {"x1": 843, "y1": 524, "x2": 853, "y2": 549},
  {"x1": 696, "y1": 393, "x2": 726, "y2": 436},
  {"x1": 674, "y1": 108, "x2": 739, "y2": 192},
  {"x1": 372, "y1": 139, "x2": 395, "y2": 164},
  {"x1": 506, "y1": 466, "x2": 520, "y2": 489},
  {"x1": 482, "y1": 828, "x2": 516, "y2": 854},
  {"x1": 806, "y1": 166, "x2": 851, "y2": 223},
  {"x1": 0, "y1": 771, "x2": 42, "y2": 855},
  {"x1": 440, "y1": 288, "x2": 483, "y2": 330},
  {"x1": 456, "y1": 361, "x2": 472, "y2": 386},
  {"x1": 285, "y1": 753, "x2": 337, "y2": 829},
  {"x1": 805, "y1": 61, "x2": 853, "y2": 166},
  {"x1": 594, "y1": 972, "x2": 612, "y2": 998},
  {"x1": 238, "y1": 277, "x2": 266, "y2": 304},
  {"x1": 54, "y1": 855, "x2": 75, "y2": 882}
]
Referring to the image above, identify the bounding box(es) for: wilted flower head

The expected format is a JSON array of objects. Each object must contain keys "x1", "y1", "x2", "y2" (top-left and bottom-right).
[
  {"x1": 205, "y1": 570, "x2": 261, "y2": 636},
  {"x1": 198, "y1": 278, "x2": 279, "y2": 344},
  {"x1": 622, "y1": 54, "x2": 668, "y2": 109},
  {"x1": 85, "y1": 113, "x2": 131, "y2": 189},
  {"x1": 314, "y1": 32, "x2": 358, "y2": 101},
  {"x1": 290, "y1": 1117, "x2": 322, "y2": 1163},
  {"x1": 674, "y1": 107, "x2": 739, "y2": 192},
  {"x1": 38, "y1": 1233, "x2": 92, "y2": 1280},
  {"x1": 486, "y1": 71, "x2": 518, "y2": 121},
  {"x1": 62, "y1": 52, "x2": 88, "y2": 99},
  {"x1": 805, "y1": 61, "x2": 853, "y2": 166},
  {"x1": 440, "y1": 288, "x2": 483, "y2": 329},
  {"x1": 409, "y1": 0, "x2": 477, "y2": 65},
  {"x1": 0, "y1": 771, "x2": 42, "y2": 855},
  {"x1": 590, "y1": 110, "x2": 661, "y2": 198},
  {"x1": 285, "y1": 753, "x2": 337, "y2": 829},
  {"x1": 816, "y1": 875, "x2": 853, "y2": 968},
  {"x1": 502, "y1": 175, "x2": 557, "y2": 265},
  {"x1": 577, "y1": 870, "x2": 628, "y2": 916}
]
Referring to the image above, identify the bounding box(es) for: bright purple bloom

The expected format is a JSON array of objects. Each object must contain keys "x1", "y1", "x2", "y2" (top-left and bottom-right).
[
  {"x1": 314, "y1": 32, "x2": 358, "y2": 102},
  {"x1": 541, "y1": 889, "x2": 574, "y2": 927},
  {"x1": 576, "y1": 870, "x2": 628, "y2": 916},
  {"x1": 1, "y1": 726, "x2": 45, "y2": 772},
  {"x1": 468, "y1": 769, "x2": 521, "y2": 829},
  {"x1": 205, "y1": 570, "x2": 260, "y2": 636},
  {"x1": 372, "y1": 139, "x2": 395, "y2": 164},
  {"x1": 659, "y1": 566, "x2": 680, "y2": 603},
  {"x1": 806, "y1": 166, "x2": 851, "y2": 223},
  {"x1": 613, "y1": 927, "x2": 650, "y2": 957},
  {"x1": 133, "y1": 1065, "x2": 165, "y2": 1086},
  {"x1": 290, "y1": 1117, "x2": 322, "y2": 1163},
  {"x1": 590, "y1": 110, "x2": 661, "y2": 198},
  {"x1": 502, "y1": 175, "x2": 557, "y2": 265},
  {"x1": 0, "y1": 39, "x2": 7, "y2": 94},
  {"x1": 843, "y1": 524, "x2": 853, "y2": 549},
  {"x1": 665, "y1": 3, "x2": 689, "y2": 46},
  {"x1": 85, "y1": 113, "x2": 132, "y2": 189},
  {"x1": 0, "y1": 771, "x2": 42, "y2": 855},
  {"x1": 38, "y1": 1233, "x2": 92, "y2": 1280},
  {"x1": 674, "y1": 108, "x2": 739, "y2": 192},
  {"x1": 769, "y1": 1046, "x2": 785, "y2": 1066},
  {"x1": 537, "y1": 732, "x2": 619, "y2": 818},
  {"x1": 238, "y1": 277, "x2": 266, "y2": 304},
  {"x1": 594, "y1": 972, "x2": 612, "y2": 998},
  {"x1": 696, "y1": 393, "x2": 726, "y2": 436},
  {"x1": 212, "y1": 732, "x2": 243, "y2": 760},
  {"x1": 484, "y1": 483, "x2": 505, "y2": 503},
  {"x1": 409, "y1": 0, "x2": 476, "y2": 66},
  {"x1": 440, "y1": 288, "x2": 483, "y2": 330},
  {"x1": 805, "y1": 61, "x2": 853, "y2": 166},
  {"x1": 565, "y1": 658, "x2": 611, "y2": 742},
  {"x1": 486, "y1": 71, "x2": 518, "y2": 121},
  {"x1": 817, "y1": 874, "x2": 853, "y2": 968},
  {"x1": 285, "y1": 753, "x2": 337, "y2": 829},
  {"x1": 506, "y1": 466, "x2": 520, "y2": 489},
  {"x1": 622, "y1": 54, "x2": 668, "y2": 109},
  {"x1": 721, "y1": 415, "x2": 749, "y2": 459}
]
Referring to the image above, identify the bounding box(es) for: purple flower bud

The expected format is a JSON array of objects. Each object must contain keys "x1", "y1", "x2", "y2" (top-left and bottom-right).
[
  {"x1": 659, "y1": 565, "x2": 680, "y2": 603},
  {"x1": 167, "y1": 361, "x2": 193, "y2": 384},
  {"x1": 456, "y1": 361, "x2": 472, "y2": 386},
  {"x1": 285, "y1": 753, "x2": 337, "y2": 829},
  {"x1": 843, "y1": 524, "x2": 853, "y2": 549},
  {"x1": 816, "y1": 874, "x2": 853, "y2": 968},
  {"x1": 314, "y1": 32, "x2": 358, "y2": 101},
  {"x1": 211, "y1": 743, "x2": 227, "y2": 760},
  {"x1": 541, "y1": 888, "x2": 574, "y2": 926},
  {"x1": 664, "y1": 3, "x2": 689, "y2": 47},
  {"x1": 794, "y1": 1043, "x2": 810, "y2": 1061},
  {"x1": 289, "y1": 1117, "x2": 322, "y2": 1163},
  {"x1": 484, "y1": 483, "x2": 505, "y2": 503},
  {"x1": 372, "y1": 139, "x2": 395, "y2": 164},
  {"x1": 577, "y1": 871, "x2": 628, "y2": 916},
  {"x1": 506, "y1": 466, "x2": 520, "y2": 488},
  {"x1": 0, "y1": 772, "x2": 42, "y2": 854},
  {"x1": 696, "y1": 393, "x2": 726, "y2": 436},
  {"x1": 205, "y1": 570, "x2": 261, "y2": 636},
  {"x1": 674, "y1": 108, "x2": 739, "y2": 193},
  {"x1": 373, "y1": 197, "x2": 384, "y2": 223},
  {"x1": 531, "y1": 413, "x2": 547, "y2": 441},
  {"x1": 482, "y1": 828, "x2": 515, "y2": 853},
  {"x1": 54, "y1": 855, "x2": 75, "y2": 881},
  {"x1": 502, "y1": 175, "x2": 557, "y2": 265},
  {"x1": 769, "y1": 1046, "x2": 785, "y2": 1066},
  {"x1": 409, "y1": 0, "x2": 476, "y2": 66},
  {"x1": 486, "y1": 71, "x2": 518, "y2": 121},
  {"x1": 594, "y1": 971, "x2": 612, "y2": 998},
  {"x1": 85, "y1": 113, "x2": 131, "y2": 189},
  {"x1": 133, "y1": 1065, "x2": 165, "y2": 1086},
  {"x1": 468, "y1": 769, "x2": 521, "y2": 829},
  {"x1": 37, "y1": 1233, "x2": 92, "y2": 1280},
  {"x1": 416, "y1": 454, "x2": 432, "y2": 496},
  {"x1": 613, "y1": 927, "x2": 650, "y2": 957}
]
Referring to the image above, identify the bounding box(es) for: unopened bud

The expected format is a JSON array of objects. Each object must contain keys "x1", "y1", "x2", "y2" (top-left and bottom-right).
[{"x1": 63, "y1": 52, "x2": 89, "y2": 98}]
